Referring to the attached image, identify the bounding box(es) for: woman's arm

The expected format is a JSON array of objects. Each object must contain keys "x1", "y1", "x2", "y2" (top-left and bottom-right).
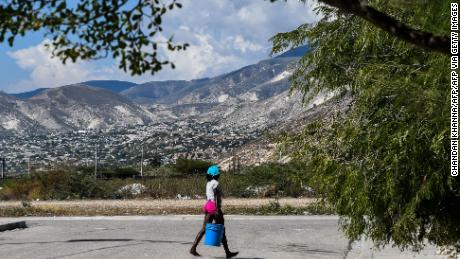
[{"x1": 214, "y1": 188, "x2": 220, "y2": 209}]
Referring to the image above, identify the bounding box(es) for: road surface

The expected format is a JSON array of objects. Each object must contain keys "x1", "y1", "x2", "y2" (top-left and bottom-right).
[{"x1": 0, "y1": 216, "x2": 443, "y2": 259}]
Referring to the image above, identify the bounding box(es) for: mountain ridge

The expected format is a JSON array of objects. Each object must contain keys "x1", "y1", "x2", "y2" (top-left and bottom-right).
[
  {"x1": 6, "y1": 46, "x2": 308, "y2": 99},
  {"x1": 1, "y1": 46, "x2": 316, "y2": 134}
]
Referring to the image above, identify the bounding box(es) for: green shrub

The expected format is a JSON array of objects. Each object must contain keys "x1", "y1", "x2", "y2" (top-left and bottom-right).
[
  {"x1": 0, "y1": 177, "x2": 39, "y2": 200},
  {"x1": 146, "y1": 164, "x2": 180, "y2": 177},
  {"x1": 102, "y1": 167, "x2": 139, "y2": 179},
  {"x1": 143, "y1": 175, "x2": 203, "y2": 198},
  {"x1": 237, "y1": 161, "x2": 311, "y2": 197},
  {"x1": 173, "y1": 158, "x2": 213, "y2": 175}
]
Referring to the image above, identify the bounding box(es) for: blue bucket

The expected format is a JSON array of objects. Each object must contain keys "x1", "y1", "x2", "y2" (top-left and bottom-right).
[{"x1": 204, "y1": 223, "x2": 224, "y2": 246}]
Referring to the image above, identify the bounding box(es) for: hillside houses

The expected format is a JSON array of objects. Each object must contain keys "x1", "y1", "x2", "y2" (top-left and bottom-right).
[{"x1": 0, "y1": 118, "x2": 261, "y2": 175}]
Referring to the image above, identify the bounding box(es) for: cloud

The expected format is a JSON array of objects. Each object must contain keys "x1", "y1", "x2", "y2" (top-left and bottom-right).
[
  {"x1": 3, "y1": 0, "x2": 319, "y2": 92},
  {"x1": 150, "y1": 32, "x2": 244, "y2": 81},
  {"x1": 232, "y1": 35, "x2": 264, "y2": 53},
  {"x1": 150, "y1": 0, "x2": 319, "y2": 80},
  {"x1": 6, "y1": 41, "x2": 107, "y2": 93}
]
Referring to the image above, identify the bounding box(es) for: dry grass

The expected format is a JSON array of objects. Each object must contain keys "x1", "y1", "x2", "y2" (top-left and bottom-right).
[
  {"x1": 0, "y1": 198, "x2": 316, "y2": 209},
  {"x1": 0, "y1": 198, "x2": 325, "y2": 217}
]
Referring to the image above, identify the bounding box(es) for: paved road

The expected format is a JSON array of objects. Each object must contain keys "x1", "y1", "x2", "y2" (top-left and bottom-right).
[{"x1": 0, "y1": 216, "x2": 443, "y2": 259}]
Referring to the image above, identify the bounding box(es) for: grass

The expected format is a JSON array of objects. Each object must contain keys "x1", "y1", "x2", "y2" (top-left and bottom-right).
[{"x1": 0, "y1": 198, "x2": 335, "y2": 217}]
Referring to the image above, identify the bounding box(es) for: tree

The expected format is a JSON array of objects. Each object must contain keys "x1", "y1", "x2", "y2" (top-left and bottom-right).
[
  {"x1": 0, "y1": 0, "x2": 188, "y2": 76},
  {"x1": 272, "y1": 0, "x2": 450, "y2": 55},
  {"x1": 272, "y1": 1, "x2": 459, "y2": 251},
  {"x1": 173, "y1": 158, "x2": 212, "y2": 175},
  {"x1": 315, "y1": 0, "x2": 450, "y2": 54}
]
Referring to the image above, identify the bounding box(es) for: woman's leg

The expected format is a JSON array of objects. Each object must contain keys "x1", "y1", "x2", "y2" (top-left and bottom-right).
[
  {"x1": 216, "y1": 209, "x2": 238, "y2": 258},
  {"x1": 190, "y1": 213, "x2": 213, "y2": 256}
]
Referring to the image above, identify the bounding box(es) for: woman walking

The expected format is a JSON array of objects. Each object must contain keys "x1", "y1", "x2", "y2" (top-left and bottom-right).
[{"x1": 190, "y1": 165, "x2": 239, "y2": 258}]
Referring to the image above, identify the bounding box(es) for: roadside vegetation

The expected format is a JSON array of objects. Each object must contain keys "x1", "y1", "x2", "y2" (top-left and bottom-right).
[
  {"x1": 0, "y1": 159, "x2": 328, "y2": 217},
  {"x1": 0, "y1": 198, "x2": 333, "y2": 217},
  {"x1": 0, "y1": 159, "x2": 314, "y2": 201}
]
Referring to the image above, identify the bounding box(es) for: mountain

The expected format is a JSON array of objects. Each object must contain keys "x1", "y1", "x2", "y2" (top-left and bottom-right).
[
  {"x1": 81, "y1": 80, "x2": 138, "y2": 93},
  {"x1": 0, "y1": 93, "x2": 46, "y2": 135},
  {"x1": 2, "y1": 85, "x2": 154, "y2": 133},
  {"x1": 121, "y1": 46, "x2": 309, "y2": 106},
  {"x1": 132, "y1": 56, "x2": 308, "y2": 131},
  {"x1": 7, "y1": 45, "x2": 308, "y2": 103},
  {"x1": 123, "y1": 57, "x2": 295, "y2": 106},
  {"x1": 1, "y1": 46, "x2": 318, "y2": 134},
  {"x1": 121, "y1": 80, "x2": 191, "y2": 103},
  {"x1": 10, "y1": 88, "x2": 49, "y2": 100},
  {"x1": 9, "y1": 81, "x2": 137, "y2": 100}
]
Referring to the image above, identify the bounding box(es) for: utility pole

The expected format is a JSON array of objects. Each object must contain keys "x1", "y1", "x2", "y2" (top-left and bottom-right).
[
  {"x1": 257, "y1": 144, "x2": 261, "y2": 165},
  {"x1": 156, "y1": 141, "x2": 161, "y2": 166},
  {"x1": 1, "y1": 157, "x2": 4, "y2": 179},
  {"x1": 231, "y1": 150, "x2": 236, "y2": 172},
  {"x1": 237, "y1": 155, "x2": 241, "y2": 171},
  {"x1": 27, "y1": 157, "x2": 31, "y2": 176},
  {"x1": 94, "y1": 145, "x2": 98, "y2": 177},
  {"x1": 140, "y1": 144, "x2": 144, "y2": 178}
]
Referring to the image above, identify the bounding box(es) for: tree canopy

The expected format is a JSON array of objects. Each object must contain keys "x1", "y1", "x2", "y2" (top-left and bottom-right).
[
  {"x1": 0, "y1": 0, "x2": 188, "y2": 75},
  {"x1": 272, "y1": 0, "x2": 458, "y2": 251},
  {"x1": 1, "y1": 0, "x2": 449, "y2": 75}
]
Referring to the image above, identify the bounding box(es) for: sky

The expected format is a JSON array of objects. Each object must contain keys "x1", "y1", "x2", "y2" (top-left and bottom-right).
[{"x1": 0, "y1": 0, "x2": 319, "y2": 94}]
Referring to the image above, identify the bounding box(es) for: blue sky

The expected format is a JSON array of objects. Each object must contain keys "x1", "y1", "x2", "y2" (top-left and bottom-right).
[{"x1": 0, "y1": 0, "x2": 319, "y2": 94}]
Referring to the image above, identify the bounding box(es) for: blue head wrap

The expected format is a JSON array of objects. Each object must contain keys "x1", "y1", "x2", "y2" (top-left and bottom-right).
[{"x1": 207, "y1": 165, "x2": 220, "y2": 176}]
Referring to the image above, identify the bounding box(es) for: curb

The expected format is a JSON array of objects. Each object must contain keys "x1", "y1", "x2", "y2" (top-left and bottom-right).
[{"x1": 0, "y1": 221, "x2": 27, "y2": 232}]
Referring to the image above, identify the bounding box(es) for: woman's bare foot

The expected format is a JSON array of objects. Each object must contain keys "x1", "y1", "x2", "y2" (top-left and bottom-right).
[
  {"x1": 226, "y1": 251, "x2": 239, "y2": 258},
  {"x1": 190, "y1": 249, "x2": 201, "y2": 256}
]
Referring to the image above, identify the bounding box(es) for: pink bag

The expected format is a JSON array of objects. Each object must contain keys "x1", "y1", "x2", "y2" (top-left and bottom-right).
[{"x1": 203, "y1": 200, "x2": 217, "y2": 215}]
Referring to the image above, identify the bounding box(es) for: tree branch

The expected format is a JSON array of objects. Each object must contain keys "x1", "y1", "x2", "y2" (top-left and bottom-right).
[{"x1": 318, "y1": 0, "x2": 450, "y2": 55}]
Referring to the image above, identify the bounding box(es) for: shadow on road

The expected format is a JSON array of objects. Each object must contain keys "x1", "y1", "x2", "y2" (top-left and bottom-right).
[
  {"x1": 1, "y1": 239, "x2": 267, "y2": 258},
  {"x1": 67, "y1": 238, "x2": 192, "y2": 245},
  {"x1": 274, "y1": 242, "x2": 341, "y2": 255},
  {"x1": 0, "y1": 238, "x2": 194, "y2": 259},
  {"x1": 0, "y1": 238, "x2": 193, "y2": 246}
]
